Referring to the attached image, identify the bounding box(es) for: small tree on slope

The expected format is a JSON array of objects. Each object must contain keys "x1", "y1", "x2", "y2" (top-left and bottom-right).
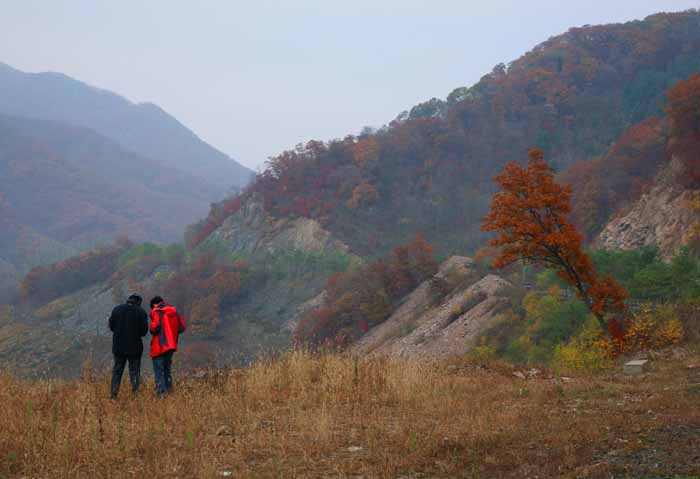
[{"x1": 482, "y1": 148, "x2": 627, "y2": 351}]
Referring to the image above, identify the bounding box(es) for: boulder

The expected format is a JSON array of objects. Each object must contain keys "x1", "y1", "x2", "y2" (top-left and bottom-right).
[{"x1": 623, "y1": 359, "x2": 649, "y2": 375}]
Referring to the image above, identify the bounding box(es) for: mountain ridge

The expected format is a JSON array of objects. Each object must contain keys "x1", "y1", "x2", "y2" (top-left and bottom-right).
[
  {"x1": 0, "y1": 62, "x2": 253, "y2": 198},
  {"x1": 188, "y1": 9, "x2": 700, "y2": 258}
]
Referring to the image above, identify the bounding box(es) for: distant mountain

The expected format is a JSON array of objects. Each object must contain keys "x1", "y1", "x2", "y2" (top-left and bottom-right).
[
  {"x1": 0, "y1": 62, "x2": 253, "y2": 199},
  {"x1": 0, "y1": 113, "x2": 216, "y2": 244},
  {"x1": 0, "y1": 113, "x2": 225, "y2": 299},
  {"x1": 0, "y1": 63, "x2": 254, "y2": 299}
]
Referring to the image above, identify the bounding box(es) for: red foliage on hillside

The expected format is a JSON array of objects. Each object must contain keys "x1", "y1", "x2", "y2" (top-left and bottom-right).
[
  {"x1": 666, "y1": 73, "x2": 700, "y2": 138},
  {"x1": 563, "y1": 117, "x2": 667, "y2": 239},
  {"x1": 186, "y1": 196, "x2": 242, "y2": 249},
  {"x1": 185, "y1": 11, "x2": 700, "y2": 256},
  {"x1": 564, "y1": 73, "x2": 700, "y2": 239},
  {"x1": 294, "y1": 234, "x2": 438, "y2": 346},
  {"x1": 666, "y1": 73, "x2": 700, "y2": 179},
  {"x1": 160, "y1": 252, "x2": 243, "y2": 337},
  {"x1": 19, "y1": 240, "x2": 132, "y2": 304},
  {"x1": 115, "y1": 250, "x2": 245, "y2": 338}
]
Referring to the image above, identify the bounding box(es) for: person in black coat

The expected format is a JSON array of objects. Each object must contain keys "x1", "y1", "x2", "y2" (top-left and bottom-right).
[{"x1": 108, "y1": 294, "x2": 149, "y2": 399}]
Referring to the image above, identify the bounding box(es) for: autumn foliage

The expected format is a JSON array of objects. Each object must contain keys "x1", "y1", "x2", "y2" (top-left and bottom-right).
[
  {"x1": 19, "y1": 240, "x2": 131, "y2": 304},
  {"x1": 563, "y1": 117, "x2": 667, "y2": 239},
  {"x1": 666, "y1": 73, "x2": 700, "y2": 180},
  {"x1": 482, "y1": 149, "x2": 627, "y2": 346},
  {"x1": 158, "y1": 252, "x2": 242, "y2": 337},
  {"x1": 183, "y1": 12, "x2": 700, "y2": 256},
  {"x1": 186, "y1": 196, "x2": 242, "y2": 249},
  {"x1": 666, "y1": 73, "x2": 700, "y2": 141},
  {"x1": 562, "y1": 73, "x2": 700, "y2": 238},
  {"x1": 294, "y1": 234, "x2": 438, "y2": 346}
]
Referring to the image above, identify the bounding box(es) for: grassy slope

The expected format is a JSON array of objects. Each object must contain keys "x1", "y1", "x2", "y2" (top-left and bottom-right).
[{"x1": 2, "y1": 349, "x2": 699, "y2": 478}]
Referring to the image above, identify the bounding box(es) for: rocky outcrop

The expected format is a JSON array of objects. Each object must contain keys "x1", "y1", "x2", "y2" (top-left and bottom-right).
[
  {"x1": 204, "y1": 197, "x2": 350, "y2": 257},
  {"x1": 597, "y1": 157, "x2": 700, "y2": 258},
  {"x1": 354, "y1": 256, "x2": 513, "y2": 359},
  {"x1": 190, "y1": 197, "x2": 358, "y2": 363}
]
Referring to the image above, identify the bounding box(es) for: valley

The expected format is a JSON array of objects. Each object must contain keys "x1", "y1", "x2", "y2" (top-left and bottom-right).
[
  {"x1": 2, "y1": 6, "x2": 700, "y2": 476},
  {"x1": 4, "y1": 10, "x2": 700, "y2": 376}
]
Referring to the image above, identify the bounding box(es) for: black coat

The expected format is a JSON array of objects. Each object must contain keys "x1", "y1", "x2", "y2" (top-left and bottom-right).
[{"x1": 108, "y1": 303, "x2": 148, "y2": 356}]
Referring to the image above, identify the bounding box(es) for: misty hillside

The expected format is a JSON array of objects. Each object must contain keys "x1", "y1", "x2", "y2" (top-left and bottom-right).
[
  {"x1": 0, "y1": 62, "x2": 254, "y2": 300},
  {"x1": 0, "y1": 62, "x2": 253, "y2": 198},
  {"x1": 3, "y1": 5, "x2": 700, "y2": 477},
  {"x1": 0, "y1": 114, "x2": 216, "y2": 244},
  {"x1": 5, "y1": 10, "x2": 700, "y2": 376},
  {"x1": 187, "y1": 10, "x2": 700, "y2": 257},
  {"x1": 0, "y1": 113, "x2": 224, "y2": 300}
]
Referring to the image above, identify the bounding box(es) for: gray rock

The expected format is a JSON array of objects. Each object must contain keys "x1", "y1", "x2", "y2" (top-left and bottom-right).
[
  {"x1": 623, "y1": 359, "x2": 649, "y2": 375},
  {"x1": 353, "y1": 258, "x2": 513, "y2": 360}
]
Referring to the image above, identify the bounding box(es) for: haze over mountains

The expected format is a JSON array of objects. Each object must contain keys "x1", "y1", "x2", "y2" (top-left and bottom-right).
[
  {"x1": 0, "y1": 62, "x2": 252, "y2": 194},
  {"x1": 190, "y1": 10, "x2": 700, "y2": 257},
  {"x1": 0, "y1": 63, "x2": 253, "y2": 297},
  {"x1": 4, "y1": 9, "x2": 700, "y2": 373}
]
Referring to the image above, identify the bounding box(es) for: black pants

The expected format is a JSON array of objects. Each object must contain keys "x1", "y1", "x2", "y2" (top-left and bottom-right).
[
  {"x1": 111, "y1": 353, "x2": 142, "y2": 399},
  {"x1": 152, "y1": 350, "x2": 174, "y2": 396}
]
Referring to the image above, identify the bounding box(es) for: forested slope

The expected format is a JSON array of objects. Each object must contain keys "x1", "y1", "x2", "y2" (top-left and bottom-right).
[
  {"x1": 190, "y1": 10, "x2": 700, "y2": 257},
  {"x1": 6, "y1": 10, "x2": 700, "y2": 374}
]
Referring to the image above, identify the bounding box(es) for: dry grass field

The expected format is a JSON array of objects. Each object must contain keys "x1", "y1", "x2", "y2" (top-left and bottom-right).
[{"x1": 1, "y1": 350, "x2": 699, "y2": 479}]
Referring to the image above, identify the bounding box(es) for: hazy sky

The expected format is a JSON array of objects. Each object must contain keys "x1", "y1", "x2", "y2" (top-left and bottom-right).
[{"x1": 1, "y1": 1, "x2": 698, "y2": 170}]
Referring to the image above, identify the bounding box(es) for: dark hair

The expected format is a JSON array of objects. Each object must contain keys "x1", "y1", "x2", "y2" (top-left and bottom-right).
[
  {"x1": 127, "y1": 294, "x2": 142, "y2": 306},
  {"x1": 150, "y1": 296, "x2": 164, "y2": 309}
]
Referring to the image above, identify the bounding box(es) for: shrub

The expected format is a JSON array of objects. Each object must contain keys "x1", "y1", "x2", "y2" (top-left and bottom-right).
[
  {"x1": 623, "y1": 304, "x2": 684, "y2": 352},
  {"x1": 553, "y1": 318, "x2": 614, "y2": 371},
  {"x1": 469, "y1": 339, "x2": 498, "y2": 363}
]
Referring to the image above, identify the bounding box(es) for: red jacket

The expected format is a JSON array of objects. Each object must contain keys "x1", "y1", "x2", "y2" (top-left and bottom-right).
[{"x1": 149, "y1": 302, "x2": 186, "y2": 357}]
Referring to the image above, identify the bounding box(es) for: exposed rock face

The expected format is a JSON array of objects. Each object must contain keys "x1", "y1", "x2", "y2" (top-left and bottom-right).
[
  {"x1": 597, "y1": 158, "x2": 700, "y2": 258},
  {"x1": 191, "y1": 197, "x2": 357, "y2": 363},
  {"x1": 354, "y1": 256, "x2": 513, "y2": 359},
  {"x1": 204, "y1": 197, "x2": 350, "y2": 257}
]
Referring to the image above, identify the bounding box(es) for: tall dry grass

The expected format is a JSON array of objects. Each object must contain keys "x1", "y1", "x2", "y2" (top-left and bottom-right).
[{"x1": 1, "y1": 350, "x2": 699, "y2": 478}]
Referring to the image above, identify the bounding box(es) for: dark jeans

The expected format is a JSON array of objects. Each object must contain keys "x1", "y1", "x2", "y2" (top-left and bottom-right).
[
  {"x1": 152, "y1": 350, "x2": 175, "y2": 395},
  {"x1": 111, "y1": 353, "x2": 142, "y2": 399}
]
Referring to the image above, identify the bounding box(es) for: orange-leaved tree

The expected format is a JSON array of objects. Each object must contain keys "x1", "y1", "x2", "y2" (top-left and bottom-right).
[
  {"x1": 482, "y1": 148, "x2": 627, "y2": 349},
  {"x1": 666, "y1": 73, "x2": 700, "y2": 140},
  {"x1": 666, "y1": 73, "x2": 700, "y2": 180}
]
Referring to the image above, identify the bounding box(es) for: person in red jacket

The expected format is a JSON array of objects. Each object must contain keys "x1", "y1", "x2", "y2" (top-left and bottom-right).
[{"x1": 149, "y1": 296, "x2": 186, "y2": 395}]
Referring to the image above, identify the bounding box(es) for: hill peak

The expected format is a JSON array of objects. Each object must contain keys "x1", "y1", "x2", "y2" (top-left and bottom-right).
[{"x1": 0, "y1": 62, "x2": 253, "y2": 195}]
